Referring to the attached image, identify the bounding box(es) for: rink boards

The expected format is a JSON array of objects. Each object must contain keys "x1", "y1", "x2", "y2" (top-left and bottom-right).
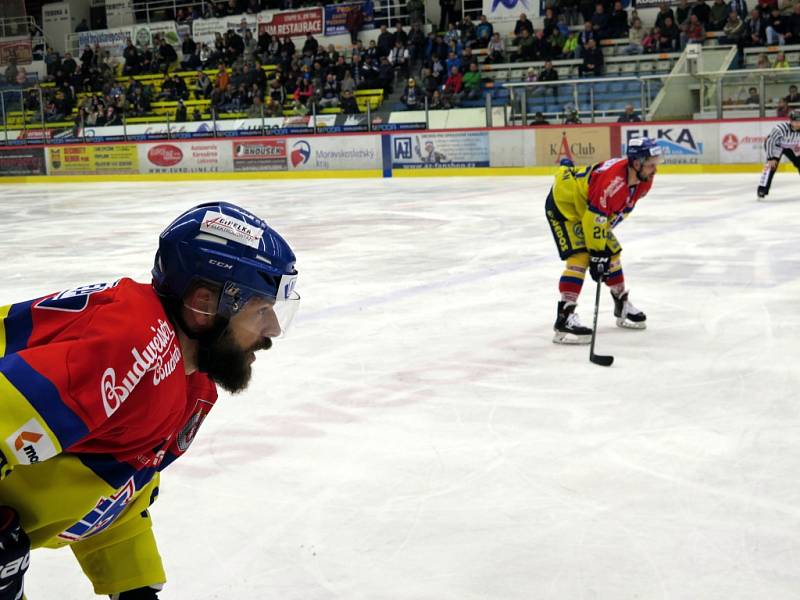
[{"x1": 0, "y1": 118, "x2": 792, "y2": 181}]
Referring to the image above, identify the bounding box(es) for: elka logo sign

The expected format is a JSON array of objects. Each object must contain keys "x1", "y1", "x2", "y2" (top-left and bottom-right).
[
  {"x1": 101, "y1": 319, "x2": 182, "y2": 417},
  {"x1": 200, "y1": 210, "x2": 264, "y2": 249}
]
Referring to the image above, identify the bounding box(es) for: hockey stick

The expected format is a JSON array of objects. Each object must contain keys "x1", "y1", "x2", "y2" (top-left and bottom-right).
[{"x1": 589, "y1": 277, "x2": 614, "y2": 367}]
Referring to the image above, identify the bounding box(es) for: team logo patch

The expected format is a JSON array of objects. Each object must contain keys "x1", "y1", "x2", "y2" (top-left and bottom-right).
[
  {"x1": 57, "y1": 477, "x2": 136, "y2": 542},
  {"x1": 5, "y1": 419, "x2": 57, "y2": 465},
  {"x1": 572, "y1": 223, "x2": 584, "y2": 238},
  {"x1": 36, "y1": 282, "x2": 116, "y2": 312},
  {"x1": 177, "y1": 399, "x2": 214, "y2": 452}
]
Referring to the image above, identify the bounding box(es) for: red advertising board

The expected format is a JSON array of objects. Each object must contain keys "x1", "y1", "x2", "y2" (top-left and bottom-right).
[{"x1": 258, "y1": 8, "x2": 323, "y2": 37}]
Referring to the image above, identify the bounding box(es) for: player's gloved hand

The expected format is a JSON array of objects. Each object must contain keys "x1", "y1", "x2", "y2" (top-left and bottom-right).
[
  {"x1": 0, "y1": 506, "x2": 30, "y2": 600},
  {"x1": 111, "y1": 586, "x2": 161, "y2": 599},
  {"x1": 588, "y1": 250, "x2": 612, "y2": 282}
]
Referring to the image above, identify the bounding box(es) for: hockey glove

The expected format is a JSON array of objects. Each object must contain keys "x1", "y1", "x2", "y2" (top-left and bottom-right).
[
  {"x1": 588, "y1": 250, "x2": 611, "y2": 282},
  {"x1": 0, "y1": 506, "x2": 30, "y2": 600},
  {"x1": 111, "y1": 586, "x2": 162, "y2": 599}
]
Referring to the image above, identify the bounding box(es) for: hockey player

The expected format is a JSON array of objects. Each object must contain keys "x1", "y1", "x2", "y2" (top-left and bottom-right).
[
  {"x1": 0, "y1": 202, "x2": 299, "y2": 599},
  {"x1": 545, "y1": 137, "x2": 661, "y2": 344},
  {"x1": 757, "y1": 109, "x2": 800, "y2": 198}
]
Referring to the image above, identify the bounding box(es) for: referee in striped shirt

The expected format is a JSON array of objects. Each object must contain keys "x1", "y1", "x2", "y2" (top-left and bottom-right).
[{"x1": 758, "y1": 109, "x2": 800, "y2": 198}]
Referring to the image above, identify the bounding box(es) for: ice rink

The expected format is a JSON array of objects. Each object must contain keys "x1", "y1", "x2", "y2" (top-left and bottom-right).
[{"x1": 2, "y1": 172, "x2": 799, "y2": 600}]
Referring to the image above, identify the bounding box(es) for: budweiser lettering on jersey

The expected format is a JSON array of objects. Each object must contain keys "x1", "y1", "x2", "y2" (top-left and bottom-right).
[{"x1": 101, "y1": 319, "x2": 181, "y2": 417}]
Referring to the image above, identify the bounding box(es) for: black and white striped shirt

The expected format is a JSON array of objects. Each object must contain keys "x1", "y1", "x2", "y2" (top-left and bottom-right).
[{"x1": 764, "y1": 122, "x2": 800, "y2": 160}]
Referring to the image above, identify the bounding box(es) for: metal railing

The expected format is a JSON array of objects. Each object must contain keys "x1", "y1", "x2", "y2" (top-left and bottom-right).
[
  {"x1": 0, "y1": 16, "x2": 34, "y2": 39},
  {"x1": 502, "y1": 74, "x2": 667, "y2": 124},
  {"x1": 695, "y1": 66, "x2": 800, "y2": 119}
]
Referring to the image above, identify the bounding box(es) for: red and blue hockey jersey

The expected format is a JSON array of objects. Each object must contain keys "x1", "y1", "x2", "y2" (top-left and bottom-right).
[{"x1": 0, "y1": 278, "x2": 217, "y2": 595}]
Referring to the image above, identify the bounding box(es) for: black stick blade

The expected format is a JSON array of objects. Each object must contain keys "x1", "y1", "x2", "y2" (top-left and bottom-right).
[{"x1": 590, "y1": 353, "x2": 614, "y2": 367}]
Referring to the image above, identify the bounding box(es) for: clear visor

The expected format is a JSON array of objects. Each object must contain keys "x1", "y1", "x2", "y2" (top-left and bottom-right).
[
  {"x1": 218, "y1": 275, "x2": 300, "y2": 338},
  {"x1": 185, "y1": 275, "x2": 300, "y2": 338},
  {"x1": 224, "y1": 288, "x2": 300, "y2": 339}
]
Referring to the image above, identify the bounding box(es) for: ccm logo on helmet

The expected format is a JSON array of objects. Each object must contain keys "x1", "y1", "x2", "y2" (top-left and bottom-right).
[{"x1": 208, "y1": 259, "x2": 233, "y2": 270}]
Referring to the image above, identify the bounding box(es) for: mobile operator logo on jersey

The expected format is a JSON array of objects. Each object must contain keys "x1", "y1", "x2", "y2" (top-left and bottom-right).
[
  {"x1": 5, "y1": 419, "x2": 57, "y2": 465},
  {"x1": 291, "y1": 141, "x2": 311, "y2": 167}
]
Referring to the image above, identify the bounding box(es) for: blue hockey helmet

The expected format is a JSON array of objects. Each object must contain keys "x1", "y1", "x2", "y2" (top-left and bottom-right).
[
  {"x1": 153, "y1": 202, "x2": 299, "y2": 335},
  {"x1": 626, "y1": 137, "x2": 661, "y2": 163}
]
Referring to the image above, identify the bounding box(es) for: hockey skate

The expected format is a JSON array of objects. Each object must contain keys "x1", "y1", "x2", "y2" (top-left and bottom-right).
[
  {"x1": 611, "y1": 290, "x2": 646, "y2": 329},
  {"x1": 553, "y1": 301, "x2": 593, "y2": 344},
  {"x1": 757, "y1": 186, "x2": 768, "y2": 199}
]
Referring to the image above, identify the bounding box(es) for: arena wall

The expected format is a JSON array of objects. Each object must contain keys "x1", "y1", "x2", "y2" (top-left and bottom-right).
[{"x1": 0, "y1": 118, "x2": 793, "y2": 182}]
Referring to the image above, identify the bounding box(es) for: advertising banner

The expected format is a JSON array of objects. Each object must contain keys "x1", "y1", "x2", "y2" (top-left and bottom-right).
[
  {"x1": 286, "y1": 135, "x2": 380, "y2": 170},
  {"x1": 0, "y1": 37, "x2": 33, "y2": 67},
  {"x1": 391, "y1": 131, "x2": 490, "y2": 168},
  {"x1": 137, "y1": 141, "x2": 232, "y2": 173},
  {"x1": 258, "y1": 8, "x2": 324, "y2": 38},
  {"x1": 232, "y1": 139, "x2": 288, "y2": 171},
  {"x1": 192, "y1": 15, "x2": 258, "y2": 45},
  {"x1": 77, "y1": 21, "x2": 179, "y2": 57},
  {"x1": 535, "y1": 126, "x2": 611, "y2": 166},
  {"x1": 718, "y1": 121, "x2": 764, "y2": 164},
  {"x1": 0, "y1": 147, "x2": 46, "y2": 176},
  {"x1": 47, "y1": 145, "x2": 138, "y2": 175},
  {"x1": 42, "y1": 2, "x2": 71, "y2": 54},
  {"x1": 484, "y1": 0, "x2": 531, "y2": 24},
  {"x1": 620, "y1": 123, "x2": 718, "y2": 164},
  {"x1": 324, "y1": 2, "x2": 375, "y2": 36}
]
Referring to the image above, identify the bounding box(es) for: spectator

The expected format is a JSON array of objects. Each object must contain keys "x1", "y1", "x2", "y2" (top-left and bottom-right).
[
  {"x1": 539, "y1": 59, "x2": 559, "y2": 99},
  {"x1": 319, "y1": 73, "x2": 340, "y2": 107},
  {"x1": 773, "y1": 51, "x2": 789, "y2": 68},
  {"x1": 660, "y1": 16, "x2": 681, "y2": 49},
  {"x1": 444, "y1": 22, "x2": 460, "y2": 45},
  {"x1": 776, "y1": 97, "x2": 790, "y2": 116},
  {"x1": 302, "y1": 33, "x2": 319, "y2": 56},
  {"x1": 609, "y1": 1, "x2": 629, "y2": 38},
  {"x1": 579, "y1": 0, "x2": 596, "y2": 23},
  {"x1": 439, "y1": 0, "x2": 457, "y2": 31},
  {"x1": 265, "y1": 97, "x2": 283, "y2": 117},
  {"x1": 625, "y1": 17, "x2": 646, "y2": 53},
  {"x1": 548, "y1": 27, "x2": 567, "y2": 57},
  {"x1": 709, "y1": 0, "x2": 731, "y2": 30},
  {"x1": 394, "y1": 23, "x2": 409, "y2": 47},
  {"x1": 216, "y1": 65, "x2": 230, "y2": 90},
  {"x1": 579, "y1": 21, "x2": 596, "y2": 51},
  {"x1": 156, "y1": 38, "x2": 177, "y2": 73},
  {"x1": 401, "y1": 77, "x2": 422, "y2": 109},
  {"x1": 729, "y1": 0, "x2": 749, "y2": 20},
  {"x1": 3, "y1": 58, "x2": 17, "y2": 84},
  {"x1": 429, "y1": 89, "x2": 448, "y2": 109},
  {"x1": 443, "y1": 65, "x2": 463, "y2": 105},
  {"x1": 485, "y1": 32, "x2": 506, "y2": 63},
  {"x1": 721, "y1": 12, "x2": 746, "y2": 43},
  {"x1": 579, "y1": 39, "x2": 604, "y2": 76},
  {"x1": 377, "y1": 55, "x2": 394, "y2": 93},
  {"x1": 642, "y1": 27, "x2": 660, "y2": 52},
  {"x1": 182, "y1": 33, "x2": 197, "y2": 58},
  {"x1": 475, "y1": 15, "x2": 494, "y2": 48},
  {"x1": 791, "y1": 2, "x2": 800, "y2": 43},
  {"x1": 559, "y1": 0, "x2": 580, "y2": 25},
  {"x1": 246, "y1": 95, "x2": 264, "y2": 117},
  {"x1": 685, "y1": 14, "x2": 707, "y2": 44},
  {"x1": 181, "y1": 48, "x2": 202, "y2": 70},
  {"x1": 745, "y1": 86, "x2": 759, "y2": 104},
  {"x1": 745, "y1": 8, "x2": 767, "y2": 45},
  {"x1": 407, "y1": 0, "x2": 425, "y2": 26},
  {"x1": 591, "y1": 4, "x2": 610, "y2": 39},
  {"x1": 617, "y1": 103, "x2": 642, "y2": 122},
  {"x1": 377, "y1": 25, "x2": 394, "y2": 56},
  {"x1": 346, "y1": 5, "x2": 365, "y2": 45},
  {"x1": 513, "y1": 13, "x2": 535, "y2": 39},
  {"x1": 340, "y1": 89, "x2": 360, "y2": 113},
  {"x1": 692, "y1": 0, "x2": 711, "y2": 26},
  {"x1": 175, "y1": 99, "x2": 187, "y2": 122},
  {"x1": 408, "y1": 22, "x2": 426, "y2": 63},
  {"x1": 765, "y1": 7, "x2": 788, "y2": 44},
  {"x1": 195, "y1": 70, "x2": 213, "y2": 98},
  {"x1": 785, "y1": 84, "x2": 799, "y2": 104},
  {"x1": 656, "y1": 2, "x2": 677, "y2": 29},
  {"x1": 676, "y1": 0, "x2": 692, "y2": 24},
  {"x1": 462, "y1": 62, "x2": 482, "y2": 100},
  {"x1": 563, "y1": 105, "x2": 581, "y2": 123},
  {"x1": 389, "y1": 40, "x2": 410, "y2": 78},
  {"x1": 460, "y1": 16, "x2": 478, "y2": 48},
  {"x1": 532, "y1": 111, "x2": 550, "y2": 125},
  {"x1": 62, "y1": 52, "x2": 77, "y2": 76},
  {"x1": 562, "y1": 31, "x2": 580, "y2": 58},
  {"x1": 75, "y1": 18, "x2": 89, "y2": 33}
]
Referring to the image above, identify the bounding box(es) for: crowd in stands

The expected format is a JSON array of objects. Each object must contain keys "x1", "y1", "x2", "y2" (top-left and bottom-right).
[{"x1": 3, "y1": 0, "x2": 799, "y2": 126}]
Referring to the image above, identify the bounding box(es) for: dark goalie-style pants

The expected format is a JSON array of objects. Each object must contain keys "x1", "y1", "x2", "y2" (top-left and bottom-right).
[{"x1": 758, "y1": 148, "x2": 800, "y2": 196}]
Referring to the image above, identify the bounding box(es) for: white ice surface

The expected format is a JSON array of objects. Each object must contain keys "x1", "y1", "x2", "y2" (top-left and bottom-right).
[{"x1": 2, "y1": 174, "x2": 799, "y2": 600}]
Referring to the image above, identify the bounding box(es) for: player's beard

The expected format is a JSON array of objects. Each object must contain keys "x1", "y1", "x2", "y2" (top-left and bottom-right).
[{"x1": 202, "y1": 327, "x2": 272, "y2": 393}]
